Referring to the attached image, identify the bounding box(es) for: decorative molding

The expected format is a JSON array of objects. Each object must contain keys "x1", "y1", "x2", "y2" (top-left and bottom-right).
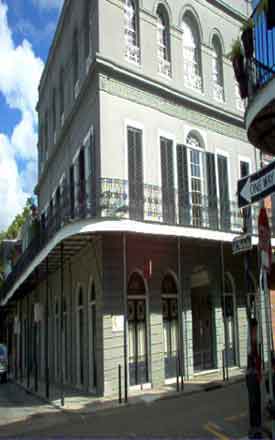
[{"x1": 99, "y1": 74, "x2": 247, "y2": 142}]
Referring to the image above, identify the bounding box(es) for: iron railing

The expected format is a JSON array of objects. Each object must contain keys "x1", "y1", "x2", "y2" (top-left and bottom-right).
[
  {"x1": 248, "y1": 3, "x2": 275, "y2": 94},
  {"x1": 0, "y1": 177, "x2": 273, "y2": 303}
]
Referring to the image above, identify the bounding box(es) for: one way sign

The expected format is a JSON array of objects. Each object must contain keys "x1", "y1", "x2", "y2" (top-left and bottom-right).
[{"x1": 238, "y1": 160, "x2": 275, "y2": 208}]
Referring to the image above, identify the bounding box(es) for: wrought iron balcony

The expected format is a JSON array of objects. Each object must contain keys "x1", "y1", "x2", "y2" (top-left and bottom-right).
[{"x1": 0, "y1": 177, "x2": 271, "y2": 304}]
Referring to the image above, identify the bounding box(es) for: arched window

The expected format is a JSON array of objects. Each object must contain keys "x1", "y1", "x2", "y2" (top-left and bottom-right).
[
  {"x1": 156, "y1": 5, "x2": 171, "y2": 77},
  {"x1": 124, "y1": 0, "x2": 140, "y2": 63},
  {"x1": 59, "y1": 68, "x2": 64, "y2": 121},
  {"x1": 73, "y1": 28, "x2": 79, "y2": 87},
  {"x1": 182, "y1": 12, "x2": 202, "y2": 91},
  {"x1": 84, "y1": 1, "x2": 92, "y2": 60},
  {"x1": 186, "y1": 132, "x2": 204, "y2": 226},
  {"x1": 212, "y1": 35, "x2": 224, "y2": 103}
]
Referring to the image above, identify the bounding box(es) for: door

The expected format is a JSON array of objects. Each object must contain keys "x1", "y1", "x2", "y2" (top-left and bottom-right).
[
  {"x1": 162, "y1": 297, "x2": 178, "y2": 379},
  {"x1": 128, "y1": 299, "x2": 148, "y2": 386},
  {"x1": 192, "y1": 287, "x2": 213, "y2": 372},
  {"x1": 224, "y1": 294, "x2": 236, "y2": 367}
]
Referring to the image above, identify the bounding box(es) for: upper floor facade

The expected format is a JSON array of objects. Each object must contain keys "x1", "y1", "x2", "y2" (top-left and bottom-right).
[{"x1": 37, "y1": 0, "x2": 251, "y2": 183}]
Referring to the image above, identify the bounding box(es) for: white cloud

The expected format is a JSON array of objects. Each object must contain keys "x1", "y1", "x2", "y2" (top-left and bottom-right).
[{"x1": 0, "y1": 0, "x2": 44, "y2": 230}]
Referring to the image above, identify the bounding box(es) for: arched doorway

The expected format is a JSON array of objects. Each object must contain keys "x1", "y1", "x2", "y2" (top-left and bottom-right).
[
  {"x1": 128, "y1": 272, "x2": 148, "y2": 386},
  {"x1": 224, "y1": 273, "x2": 237, "y2": 367},
  {"x1": 191, "y1": 266, "x2": 213, "y2": 372},
  {"x1": 162, "y1": 274, "x2": 178, "y2": 379},
  {"x1": 88, "y1": 280, "x2": 97, "y2": 392}
]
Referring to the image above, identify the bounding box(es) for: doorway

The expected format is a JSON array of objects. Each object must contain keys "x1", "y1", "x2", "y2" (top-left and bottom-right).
[{"x1": 128, "y1": 272, "x2": 148, "y2": 387}]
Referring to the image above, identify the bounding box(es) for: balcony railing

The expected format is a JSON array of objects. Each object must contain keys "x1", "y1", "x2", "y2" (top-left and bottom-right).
[
  {"x1": 248, "y1": 4, "x2": 275, "y2": 94},
  {"x1": 0, "y1": 177, "x2": 272, "y2": 304}
]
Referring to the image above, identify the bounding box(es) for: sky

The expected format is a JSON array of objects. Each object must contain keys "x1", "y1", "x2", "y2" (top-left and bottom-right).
[{"x1": 0, "y1": 0, "x2": 63, "y2": 231}]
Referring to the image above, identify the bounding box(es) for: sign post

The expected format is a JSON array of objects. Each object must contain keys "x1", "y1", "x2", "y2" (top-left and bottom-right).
[{"x1": 258, "y1": 207, "x2": 275, "y2": 440}]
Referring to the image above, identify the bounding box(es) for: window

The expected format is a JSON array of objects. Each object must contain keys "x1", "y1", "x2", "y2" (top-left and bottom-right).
[
  {"x1": 187, "y1": 134, "x2": 204, "y2": 226},
  {"x1": 44, "y1": 112, "x2": 48, "y2": 161},
  {"x1": 240, "y1": 160, "x2": 250, "y2": 178},
  {"x1": 59, "y1": 68, "x2": 64, "y2": 122},
  {"x1": 182, "y1": 13, "x2": 202, "y2": 92},
  {"x1": 217, "y1": 153, "x2": 230, "y2": 231},
  {"x1": 52, "y1": 88, "x2": 56, "y2": 140},
  {"x1": 212, "y1": 35, "x2": 224, "y2": 103},
  {"x1": 156, "y1": 6, "x2": 171, "y2": 77},
  {"x1": 84, "y1": 1, "x2": 92, "y2": 60},
  {"x1": 73, "y1": 28, "x2": 79, "y2": 96},
  {"x1": 240, "y1": 160, "x2": 252, "y2": 233},
  {"x1": 124, "y1": 0, "x2": 140, "y2": 63}
]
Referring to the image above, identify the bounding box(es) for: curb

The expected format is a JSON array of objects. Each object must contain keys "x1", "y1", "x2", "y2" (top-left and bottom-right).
[{"x1": 11, "y1": 375, "x2": 246, "y2": 416}]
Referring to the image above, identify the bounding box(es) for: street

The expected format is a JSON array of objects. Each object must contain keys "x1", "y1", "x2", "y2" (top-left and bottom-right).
[{"x1": 0, "y1": 380, "x2": 264, "y2": 438}]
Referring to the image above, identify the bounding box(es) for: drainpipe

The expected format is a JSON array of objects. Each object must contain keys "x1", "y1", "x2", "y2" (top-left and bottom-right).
[
  {"x1": 60, "y1": 243, "x2": 64, "y2": 407},
  {"x1": 123, "y1": 233, "x2": 128, "y2": 402},
  {"x1": 45, "y1": 257, "x2": 50, "y2": 399},
  {"x1": 221, "y1": 241, "x2": 229, "y2": 380}
]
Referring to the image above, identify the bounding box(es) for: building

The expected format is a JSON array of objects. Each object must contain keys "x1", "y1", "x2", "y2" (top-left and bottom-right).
[
  {"x1": 244, "y1": 0, "x2": 275, "y2": 343},
  {"x1": 0, "y1": 0, "x2": 266, "y2": 399}
]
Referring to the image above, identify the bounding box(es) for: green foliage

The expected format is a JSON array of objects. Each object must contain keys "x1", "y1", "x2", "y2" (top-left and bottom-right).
[{"x1": 0, "y1": 197, "x2": 34, "y2": 282}]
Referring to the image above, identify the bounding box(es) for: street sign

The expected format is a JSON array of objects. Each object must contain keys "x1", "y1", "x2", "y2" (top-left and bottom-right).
[
  {"x1": 258, "y1": 207, "x2": 272, "y2": 272},
  {"x1": 232, "y1": 234, "x2": 252, "y2": 255},
  {"x1": 238, "y1": 160, "x2": 275, "y2": 207}
]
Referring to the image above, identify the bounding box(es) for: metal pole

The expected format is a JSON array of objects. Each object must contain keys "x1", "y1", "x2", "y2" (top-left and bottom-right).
[
  {"x1": 221, "y1": 242, "x2": 229, "y2": 381},
  {"x1": 177, "y1": 237, "x2": 184, "y2": 391},
  {"x1": 118, "y1": 364, "x2": 122, "y2": 404},
  {"x1": 123, "y1": 233, "x2": 128, "y2": 403},
  {"x1": 45, "y1": 257, "x2": 50, "y2": 399},
  {"x1": 19, "y1": 300, "x2": 23, "y2": 382},
  {"x1": 262, "y1": 268, "x2": 275, "y2": 440},
  {"x1": 34, "y1": 270, "x2": 39, "y2": 393},
  {"x1": 60, "y1": 243, "x2": 64, "y2": 407}
]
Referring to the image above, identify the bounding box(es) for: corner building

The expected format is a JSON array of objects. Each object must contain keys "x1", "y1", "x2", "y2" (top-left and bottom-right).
[{"x1": 0, "y1": 0, "x2": 264, "y2": 397}]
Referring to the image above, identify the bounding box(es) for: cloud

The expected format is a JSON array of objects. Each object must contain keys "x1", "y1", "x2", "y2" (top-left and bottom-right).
[
  {"x1": 0, "y1": 0, "x2": 44, "y2": 230},
  {"x1": 16, "y1": 18, "x2": 57, "y2": 44},
  {"x1": 32, "y1": 0, "x2": 64, "y2": 11}
]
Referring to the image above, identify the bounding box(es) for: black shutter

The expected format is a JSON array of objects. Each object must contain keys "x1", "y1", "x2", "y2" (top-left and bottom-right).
[
  {"x1": 161, "y1": 138, "x2": 175, "y2": 224},
  {"x1": 89, "y1": 133, "x2": 97, "y2": 216},
  {"x1": 177, "y1": 144, "x2": 190, "y2": 225},
  {"x1": 69, "y1": 165, "x2": 75, "y2": 218},
  {"x1": 128, "y1": 127, "x2": 143, "y2": 220},
  {"x1": 206, "y1": 152, "x2": 218, "y2": 229},
  {"x1": 240, "y1": 161, "x2": 252, "y2": 233},
  {"x1": 218, "y1": 155, "x2": 230, "y2": 231}
]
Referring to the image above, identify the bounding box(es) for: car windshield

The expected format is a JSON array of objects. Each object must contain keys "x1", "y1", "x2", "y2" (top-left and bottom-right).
[{"x1": 0, "y1": 345, "x2": 7, "y2": 357}]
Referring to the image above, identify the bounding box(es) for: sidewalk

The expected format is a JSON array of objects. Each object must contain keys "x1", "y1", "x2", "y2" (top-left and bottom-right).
[{"x1": 13, "y1": 367, "x2": 246, "y2": 414}]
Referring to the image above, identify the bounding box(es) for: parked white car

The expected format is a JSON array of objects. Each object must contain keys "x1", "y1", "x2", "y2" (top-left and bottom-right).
[{"x1": 0, "y1": 344, "x2": 8, "y2": 383}]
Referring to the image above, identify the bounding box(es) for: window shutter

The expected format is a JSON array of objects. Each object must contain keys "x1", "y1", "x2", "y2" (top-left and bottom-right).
[
  {"x1": 69, "y1": 165, "x2": 75, "y2": 218},
  {"x1": 177, "y1": 144, "x2": 190, "y2": 225},
  {"x1": 217, "y1": 155, "x2": 230, "y2": 231},
  {"x1": 128, "y1": 127, "x2": 143, "y2": 220},
  {"x1": 161, "y1": 138, "x2": 175, "y2": 224},
  {"x1": 240, "y1": 161, "x2": 252, "y2": 233},
  {"x1": 206, "y1": 152, "x2": 218, "y2": 229}
]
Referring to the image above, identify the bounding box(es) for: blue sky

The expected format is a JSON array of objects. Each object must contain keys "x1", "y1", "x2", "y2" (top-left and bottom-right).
[{"x1": 0, "y1": 0, "x2": 63, "y2": 230}]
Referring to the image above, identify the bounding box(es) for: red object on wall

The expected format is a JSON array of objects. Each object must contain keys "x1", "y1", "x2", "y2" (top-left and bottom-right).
[{"x1": 258, "y1": 207, "x2": 272, "y2": 272}]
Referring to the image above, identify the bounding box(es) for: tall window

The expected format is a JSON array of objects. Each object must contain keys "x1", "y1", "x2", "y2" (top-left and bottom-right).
[
  {"x1": 160, "y1": 137, "x2": 175, "y2": 224},
  {"x1": 84, "y1": 1, "x2": 92, "y2": 60},
  {"x1": 212, "y1": 35, "x2": 224, "y2": 103},
  {"x1": 73, "y1": 28, "x2": 79, "y2": 89},
  {"x1": 127, "y1": 126, "x2": 144, "y2": 220},
  {"x1": 59, "y1": 68, "x2": 64, "y2": 122},
  {"x1": 156, "y1": 6, "x2": 171, "y2": 77},
  {"x1": 44, "y1": 112, "x2": 48, "y2": 161},
  {"x1": 187, "y1": 133, "x2": 204, "y2": 226},
  {"x1": 124, "y1": 0, "x2": 140, "y2": 63},
  {"x1": 52, "y1": 87, "x2": 56, "y2": 139},
  {"x1": 182, "y1": 13, "x2": 202, "y2": 92}
]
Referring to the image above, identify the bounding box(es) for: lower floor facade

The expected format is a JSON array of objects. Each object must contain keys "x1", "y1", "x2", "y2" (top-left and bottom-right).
[{"x1": 2, "y1": 232, "x2": 260, "y2": 398}]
